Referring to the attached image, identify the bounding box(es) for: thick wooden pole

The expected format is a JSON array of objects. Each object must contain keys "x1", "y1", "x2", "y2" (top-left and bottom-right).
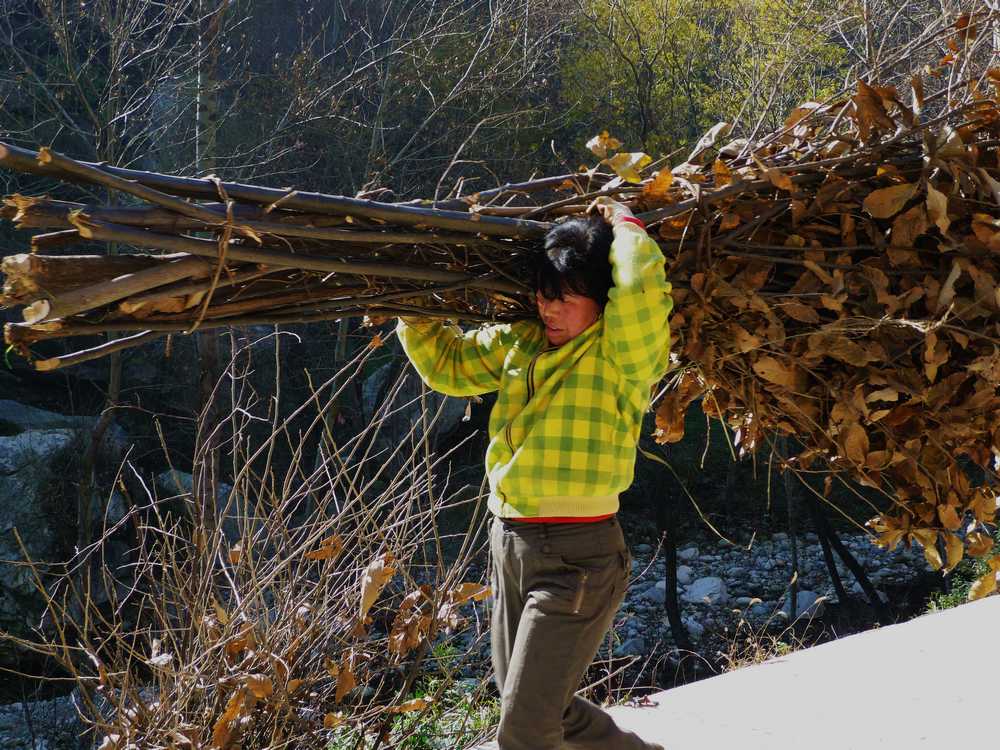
[
  {"x1": 0, "y1": 142, "x2": 553, "y2": 238},
  {"x1": 19, "y1": 254, "x2": 213, "y2": 323},
  {"x1": 1, "y1": 252, "x2": 194, "y2": 304},
  {"x1": 72, "y1": 217, "x2": 527, "y2": 293}
]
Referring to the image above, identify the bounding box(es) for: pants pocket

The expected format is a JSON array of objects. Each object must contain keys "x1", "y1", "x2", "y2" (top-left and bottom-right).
[{"x1": 558, "y1": 550, "x2": 624, "y2": 615}]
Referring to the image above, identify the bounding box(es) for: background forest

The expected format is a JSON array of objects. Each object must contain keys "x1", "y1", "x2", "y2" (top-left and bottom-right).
[{"x1": 0, "y1": 1, "x2": 995, "y2": 748}]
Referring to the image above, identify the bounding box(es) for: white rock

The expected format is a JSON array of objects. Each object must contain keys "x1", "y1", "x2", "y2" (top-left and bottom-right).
[
  {"x1": 678, "y1": 546, "x2": 699, "y2": 561},
  {"x1": 682, "y1": 617, "x2": 705, "y2": 639},
  {"x1": 782, "y1": 590, "x2": 826, "y2": 620},
  {"x1": 615, "y1": 636, "x2": 648, "y2": 656},
  {"x1": 682, "y1": 576, "x2": 729, "y2": 605},
  {"x1": 641, "y1": 581, "x2": 666, "y2": 605},
  {"x1": 676, "y1": 565, "x2": 693, "y2": 585}
]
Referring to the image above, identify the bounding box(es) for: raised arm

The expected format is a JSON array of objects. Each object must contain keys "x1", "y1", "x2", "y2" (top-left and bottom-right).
[
  {"x1": 595, "y1": 200, "x2": 673, "y2": 383},
  {"x1": 396, "y1": 317, "x2": 530, "y2": 397}
]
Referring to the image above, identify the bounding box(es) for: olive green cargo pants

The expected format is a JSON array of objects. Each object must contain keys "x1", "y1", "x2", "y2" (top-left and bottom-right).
[{"x1": 488, "y1": 515, "x2": 663, "y2": 750}]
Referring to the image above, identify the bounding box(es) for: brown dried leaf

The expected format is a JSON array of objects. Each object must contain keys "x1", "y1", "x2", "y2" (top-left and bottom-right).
[
  {"x1": 890, "y1": 204, "x2": 928, "y2": 247},
  {"x1": 586, "y1": 131, "x2": 621, "y2": 159},
  {"x1": 642, "y1": 169, "x2": 674, "y2": 201},
  {"x1": 843, "y1": 423, "x2": 870, "y2": 464},
  {"x1": 863, "y1": 183, "x2": 917, "y2": 219},
  {"x1": 923, "y1": 332, "x2": 950, "y2": 382},
  {"x1": 606, "y1": 152, "x2": 652, "y2": 184},
  {"x1": 731, "y1": 323, "x2": 762, "y2": 353},
  {"x1": 925, "y1": 183, "x2": 950, "y2": 234},
  {"x1": 911, "y1": 74, "x2": 925, "y2": 114},
  {"x1": 808, "y1": 334, "x2": 874, "y2": 366},
  {"x1": 324, "y1": 657, "x2": 340, "y2": 679},
  {"x1": 784, "y1": 103, "x2": 822, "y2": 131},
  {"x1": 388, "y1": 697, "x2": 434, "y2": 714},
  {"x1": 450, "y1": 583, "x2": 491, "y2": 605},
  {"x1": 305, "y1": 534, "x2": 344, "y2": 562},
  {"x1": 853, "y1": 80, "x2": 897, "y2": 139},
  {"x1": 943, "y1": 533, "x2": 964, "y2": 573},
  {"x1": 212, "y1": 598, "x2": 230, "y2": 626},
  {"x1": 654, "y1": 371, "x2": 704, "y2": 444},
  {"x1": 968, "y1": 556, "x2": 1000, "y2": 600},
  {"x1": 719, "y1": 212, "x2": 741, "y2": 230},
  {"x1": 335, "y1": 655, "x2": 357, "y2": 703},
  {"x1": 246, "y1": 674, "x2": 273, "y2": 700},
  {"x1": 781, "y1": 301, "x2": 821, "y2": 324},
  {"x1": 712, "y1": 159, "x2": 733, "y2": 187},
  {"x1": 911, "y1": 529, "x2": 943, "y2": 570},
  {"x1": 323, "y1": 712, "x2": 346, "y2": 728},
  {"x1": 766, "y1": 168, "x2": 794, "y2": 192},
  {"x1": 359, "y1": 553, "x2": 396, "y2": 625},
  {"x1": 937, "y1": 504, "x2": 962, "y2": 531},
  {"x1": 967, "y1": 531, "x2": 996, "y2": 557},
  {"x1": 212, "y1": 690, "x2": 246, "y2": 749},
  {"x1": 752, "y1": 356, "x2": 806, "y2": 391},
  {"x1": 956, "y1": 12, "x2": 977, "y2": 42}
]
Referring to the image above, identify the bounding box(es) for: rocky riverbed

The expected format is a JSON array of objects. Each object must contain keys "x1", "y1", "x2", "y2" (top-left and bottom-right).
[{"x1": 612, "y1": 530, "x2": 932, "y2": 663}]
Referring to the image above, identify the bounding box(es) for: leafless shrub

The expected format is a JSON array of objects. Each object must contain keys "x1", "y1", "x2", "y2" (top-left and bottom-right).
[{"x1": 5, "y1": 331, "x2": 496, "y2": 749}]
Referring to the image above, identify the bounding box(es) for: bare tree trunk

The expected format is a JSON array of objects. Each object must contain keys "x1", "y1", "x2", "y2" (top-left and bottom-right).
[
  {"x1": 808, "y1": 501, "x2": 850, "y2": 604},
  {"x1": 810, "y1": 500, "x2": 893, "y2": 624},
  {"x1": 778, "y1": 438, "x2": 800, "y2": 622},
  {"x1": 646, "y1": 447, "x2": 692, "y2": 663}
]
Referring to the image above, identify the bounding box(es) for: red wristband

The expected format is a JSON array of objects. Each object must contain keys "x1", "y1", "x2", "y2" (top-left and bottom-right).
[{"x1": 616, "y1": 216, "x2": 646, "y2": 230}]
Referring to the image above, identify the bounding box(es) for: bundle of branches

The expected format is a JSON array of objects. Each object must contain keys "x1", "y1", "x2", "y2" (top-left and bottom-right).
[
  {"x1": 0, "y1": 141, "x2": 567, "y2": 371},
  {"x1": 3, "y1": 12, "x2": 1000, "y2": 587}
]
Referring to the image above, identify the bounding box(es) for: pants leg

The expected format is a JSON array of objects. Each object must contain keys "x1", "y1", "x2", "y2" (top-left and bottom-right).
[
  {"x1": 491, "y1": 515, "x2": 523, "y2": 695},
  {"x1": 489, "y1": 516, "x2": 661, "y2": 750}
]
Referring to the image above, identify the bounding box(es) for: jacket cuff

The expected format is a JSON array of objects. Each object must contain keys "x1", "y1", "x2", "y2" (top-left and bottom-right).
[{"x1": 614, "y1": 215, "x2": 646, "y2": 230}]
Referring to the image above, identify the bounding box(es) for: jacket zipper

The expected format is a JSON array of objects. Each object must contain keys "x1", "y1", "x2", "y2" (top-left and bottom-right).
[
  {"x1": 526, "y1": 345, "x2": 553, "y2": 401},
  {"x1": 506, "y1": 344, "x2": 551, "y2": 454}
]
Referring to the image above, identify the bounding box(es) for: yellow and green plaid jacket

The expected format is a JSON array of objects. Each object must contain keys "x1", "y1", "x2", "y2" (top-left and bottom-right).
[{"x1": 397, "y1": 223, "x2": 673, "y2": 518}]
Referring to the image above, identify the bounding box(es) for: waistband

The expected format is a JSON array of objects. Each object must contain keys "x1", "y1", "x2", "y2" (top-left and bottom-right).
[
  {"x1": 502, "y1": 513, "x2": 615, "y2": 524},
  {"x1": 497, "y1": 513, "x2": 619, "y2": 532}
]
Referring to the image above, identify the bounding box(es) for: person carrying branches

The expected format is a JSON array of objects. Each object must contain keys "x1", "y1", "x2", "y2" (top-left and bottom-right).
[{"x1": 397, "y1": 197, "x2": 672, "y2": 750}]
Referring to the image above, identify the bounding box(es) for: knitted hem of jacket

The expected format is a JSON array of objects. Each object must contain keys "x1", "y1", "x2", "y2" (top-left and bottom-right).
[{"x1": 488, "y1": 491, "x2": 619, "y2": 519}]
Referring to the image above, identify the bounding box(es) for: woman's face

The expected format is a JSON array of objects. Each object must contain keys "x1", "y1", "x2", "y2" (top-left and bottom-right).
[{"x1": 535, "y1": 290, "x2": 600, "y2": 347}]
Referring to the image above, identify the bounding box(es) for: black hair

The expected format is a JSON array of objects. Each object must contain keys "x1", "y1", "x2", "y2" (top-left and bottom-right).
[{"x1": 533, "y1": 215, "x2": 614, "y2": 307}]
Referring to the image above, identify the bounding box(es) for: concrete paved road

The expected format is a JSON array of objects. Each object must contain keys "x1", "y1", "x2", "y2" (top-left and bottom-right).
[{"x1": 606, "y1": 596, "x2": 998, "y2": 749}]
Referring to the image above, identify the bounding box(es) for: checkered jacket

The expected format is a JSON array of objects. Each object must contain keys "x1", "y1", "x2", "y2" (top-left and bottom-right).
[{"x1": 397, "y1": 223, "x2": 673, "y2": 518}]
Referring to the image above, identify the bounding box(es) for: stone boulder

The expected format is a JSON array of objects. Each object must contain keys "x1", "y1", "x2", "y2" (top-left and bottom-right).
[
  {"x1": 0, "y1": 402, "x2": 128, "y2": 668},
  {"x1": 781, "y1": 590, "x2": 826, "y2": 621},
  {"x1": 682, "y1": 576, "x2": 729, "y2": 606},
  {"x1": 0, "y1": 693, "x2": 83, "y2": 750},
  {"x1": 0, "y1": 400, "x2": 126, "y2": 452},
  {"x1": 0, "y1": 429, "x2": 79, "y2": 666},
  {"x1": 676, "y1": 564, "x2": 693, "y2": 585}
]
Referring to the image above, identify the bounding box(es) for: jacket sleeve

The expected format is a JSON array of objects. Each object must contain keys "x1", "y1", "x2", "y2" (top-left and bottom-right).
[
  {"x1": 601, "y1": 223, "x2": 673, "y2": 383},
  {"x1": 395, "y1": 317, "x2": 528, "y2": 397}
]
